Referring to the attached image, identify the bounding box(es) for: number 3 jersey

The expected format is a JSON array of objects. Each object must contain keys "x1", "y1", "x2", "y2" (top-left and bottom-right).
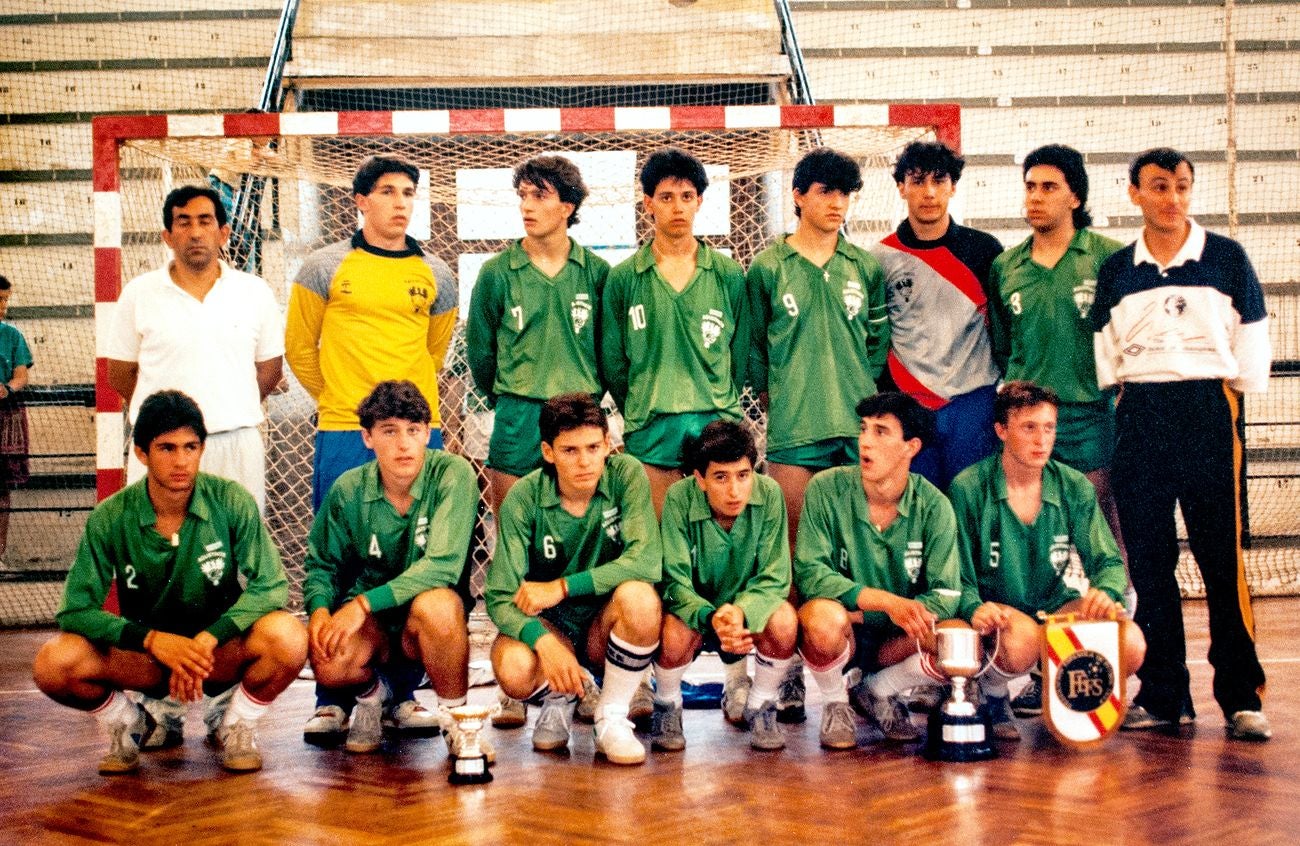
[
  {"x1": 56, "y1": 475, "x2": 288, "y2": 650},
  {"x1": 484, "y1": 453, "x2": 662, "y2": 648}
]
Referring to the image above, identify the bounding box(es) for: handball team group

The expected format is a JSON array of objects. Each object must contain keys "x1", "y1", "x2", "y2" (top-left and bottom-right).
[{"x1": 31, "y1": 137, "x2": 1273, "y2": 776}]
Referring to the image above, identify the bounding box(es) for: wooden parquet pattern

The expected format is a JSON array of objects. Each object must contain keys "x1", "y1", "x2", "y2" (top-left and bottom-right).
[{"x1": 4, "y1": 599, "x2": 1299, "y2": 845}]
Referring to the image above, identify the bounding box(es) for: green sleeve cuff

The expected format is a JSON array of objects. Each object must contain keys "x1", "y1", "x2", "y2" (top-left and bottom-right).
[
  {"x1": 364, "y1": 585, "x2": 397, "y2": 614},
  {"x1": 118, "y1": 621, "x2": 150, "y2": 652},
  {"x1": 306, "y1": 596, "x2": 332, "y2": 615},
  {"x1": 565, "y1": 571, "x2": 595, "y2": 598},
  {"x1": 520, "y1": 620, "x2": 548, "y2": 649},
  {"x1": 838, "y1": 585, "x2": 862, "y2": 611},
  {"x1": 205, "y1": 617, "x2": 242, "y2": 646}
]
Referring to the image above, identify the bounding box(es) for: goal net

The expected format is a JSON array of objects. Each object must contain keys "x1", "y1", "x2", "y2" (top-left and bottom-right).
[{"x1": 94, "y1": 105, "x2": 949, "y2": 611}]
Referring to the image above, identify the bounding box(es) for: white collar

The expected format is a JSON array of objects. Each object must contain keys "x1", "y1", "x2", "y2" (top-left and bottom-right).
[{"x1": 1133, "y1": 219, "x2": 1206, "y2": 272}]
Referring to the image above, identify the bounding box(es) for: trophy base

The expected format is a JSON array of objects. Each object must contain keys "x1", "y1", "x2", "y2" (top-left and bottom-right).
[
  {"x1": 449, "y1": 757, "x2": 494, "y2": 785},
  {"x1": 923, "y1": 708, "x2": 998, "y2": 762}
]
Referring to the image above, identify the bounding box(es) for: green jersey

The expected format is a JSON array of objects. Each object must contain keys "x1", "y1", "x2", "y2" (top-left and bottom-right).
[
  {"x1": 949, "y1": 454, "x2": 1128, "y2": 620},
  {"x1": 601, "y1": 241, "x2": 748, "y2": 434},
  {"x1": 302, "y1": 450, "x2": 478, "y2": 615},
  {"x1": 660, "y1": 473, "x2": 790, "y2": 634},
  {"x1": 747, "y1": 235, "x2": 889, "y2": 452},
  {"x1": 485, "y1": 453, "x2": 663, "y2": 648},
  {"x1": 794, "y1": 467, "x2": 961, "y2": 632},
  {"x1": 56, "y1": 475, "x2": 287, "y2": 650},
  {"x1": 989, "y1": 228, "x2": 1123, "y2": 404},
  {"x1": 465, "y1": 238, "x2": 609, "y2": 405}
]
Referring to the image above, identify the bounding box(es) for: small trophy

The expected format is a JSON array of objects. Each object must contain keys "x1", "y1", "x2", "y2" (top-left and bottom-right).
[
  {"x1": 439, "y1": 703, "x2": 499, "y2": 785},
  {"x1": 923, "y1": 626, "x2": 999, "y2": 762}
]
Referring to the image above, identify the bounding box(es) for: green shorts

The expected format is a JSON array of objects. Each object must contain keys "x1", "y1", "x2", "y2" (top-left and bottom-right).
[
  {"x1": 488, "y1": 394, "x2": 545, "y2": 478},
  {"x1": 1052, "y1": 399, "x2": 1115, "y2": 473},
  {"x1": 623, "y1": 411, "x2": 728, "y2": 470},
  {"x1": 765, "y1": 436, "x2": 858, "y2": 470},
  {"x1": 540, "y1": 597, "x2": 607, "y2": 670}
]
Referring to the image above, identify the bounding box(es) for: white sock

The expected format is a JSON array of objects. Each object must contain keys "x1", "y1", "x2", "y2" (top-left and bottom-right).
[
  {"x1": 868, "y1": 653, "x2": 931, "y2": 698},
  {"x1": 980, "y1": 664, "x2": 1020, "y2": 700},
  {"x1": 802, "y1": 644, "x2": 851, "y2": 704},
  {"x1": 356, "y1": 676, "x2": 387, "y2": 705},
  {"x1": 439, "y1": 694, "x2": 467, "y2": 709},
  {"x1": 598, "y1": 632, "x2": 657, "y2": 721},
  {"x1": 749, "y1": 652, "x2": 793, "y2": 709},
  {"x1": 223, "y1": 683, "x2": 271, "y2": 727},
  {"x1": 92, "y1": 690, "x2": 135, "y2": 729},
  {"x1": 653, "y1": 662, "x2": 688, "y2": 706},
  {"x1": 724, "y1": 656, "x2": 749, "y2": 685}
]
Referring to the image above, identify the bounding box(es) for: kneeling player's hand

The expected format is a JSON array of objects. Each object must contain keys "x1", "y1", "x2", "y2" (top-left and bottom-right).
[
  {"x1": 308, "y1": 607, "x2": 333, "y2": 660},
  {"x1": 712, "y1": 604, "x2": 753, "y2": 654},
  {"x1": 514, "y1": 579, "x2": 566, "y2": 616},
  {"x1": 971, "y1": 602, "x2": 1011, "y2": 635},
  {"x1": 146, "y1": 631, "x2": 215, "y2": 702},
  {"x1": 1078, "y1": 588, "x2": 1119, "y2": 621},
  {"x1": 886, "y1": 597, "x2": 936, "y2": 641},
  {"x1": 320, "y1": 598, "x2": 369, "y2": 657},
  {"x1": 535, "y1": 634, "x2": 584, "y2": 696}
]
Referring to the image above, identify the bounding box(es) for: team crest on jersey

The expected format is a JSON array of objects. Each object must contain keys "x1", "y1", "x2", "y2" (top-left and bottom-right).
[
  {"x1": 890, "y1": 272, "x2": 914, "y2": 306},
  {"x1": 415, "y1": 515, "x2": 429, "y2": 550},
  {"x1": 701, "y1": 309, "x2": 725, "y2": 349},
  {"x1": 842, "y1": 279, "x2": 864, "y2": 320},
  {"x1": 1050, "y1": 534, "x2": 1071, "y2": 575},
  {"x1": 1073, "y1": 279, "x2": 1096, "y2": 319},
  {"x1": 571, "y1": 293, "x2": 592, "y2": 335},
  {"x1": 602, "y1": 506, "x2": 622, "y2": 541},
  {"x1": 904, "y1": 540, "x2": 924, "y2": 583},
  {"x1": 1163, "y1": 294, "x2": 1187, "y2": 317},
  {"x1": 408, "y1": 283, "x2": 432, "y2": 315},
  {"x1": 198, "y1": 541, "x2": 226, "y2": 587}
]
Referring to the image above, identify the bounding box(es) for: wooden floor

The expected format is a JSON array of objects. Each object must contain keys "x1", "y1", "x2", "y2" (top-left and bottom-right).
[{"x1": 3, "y1": 599, "x2": 1299, "y2": 845}]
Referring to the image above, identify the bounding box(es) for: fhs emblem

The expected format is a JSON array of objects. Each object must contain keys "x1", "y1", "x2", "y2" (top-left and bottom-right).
[
  {"x1": 701, "y1": 309, "x2": 725, "y2": 349},
  {"x1": 1073, "y1": 279, "x2": 1096, "y2": 319},
  {"x1": 571, "y1": 293, "x2": 592, "y2": 334},
  {"x1": 842, "y1": 279, "x2": 864, "y2": 320}
]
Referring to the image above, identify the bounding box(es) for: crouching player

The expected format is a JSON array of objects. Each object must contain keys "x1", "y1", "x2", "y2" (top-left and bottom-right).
[
  {"x1": 302, "y1": 381, "x2": 478, "y2": 757},
  {"x1": 486, "y1": 393, "x2": 662, "y2": 765},
  {"x1": 652, "y1": 421, "x2": 797, "y2": 751},
  {"x1": 795, "y1": 393, "x2": 963, "y2": 749},
  {"x1": 33, "y1": 390, "x2": 305, "y2": 774},
  {"x1": 949, "y1": 381, "x2": 1145, "y2": 739}
]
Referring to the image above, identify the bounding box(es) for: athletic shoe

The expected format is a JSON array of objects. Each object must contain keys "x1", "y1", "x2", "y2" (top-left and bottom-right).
[
  {"x1": 303, "y1": 704, "x2": 349, "y2": 742},
  {"x1": 1226, "y1": 710, "x2": 1272, "y2": 742},
  {"x1": 902, "y1": 684, "x2": 947, "y2": 715},
  {"x1": 628, "y1": 679, "x2": 656, "y2": 724},
  {"x1": 575, "y1": 674, "x2": 602, "y2": 724},
  {"x1": 777, "y1": 664, "x2": 806, "y2": 724},
  {"x1": 202, "y1": 686, "x2": 236, "y2": 744},
  {"x1": 444, "y1": 726, "x2": 498, "y2": 764},
  {"x1": 983, "y1": 694, "x2": 1021, "y2": 742},
  {"x1": 385, "y1": 698, "x2": 441, "y2": 734},
  {"x1": 217, "y1": 719, "x2": 263, "y2": 773},
  {"x1": 720, "y1": 673, "x2": 752, "y2": 726},
  {"x1": 745, "y1": 700, "x2": 785, "y2": 751},
  {"x1": 818, "y1": 701, "x2": 858, "y2": 750},
  {"x1": 491, "y1": 694, "x2": 527, "y2": 729},
  {"x1": 1120, "y1": 704, "x2": 1195, "y2": 732},
  {"x1": 345, "y1": 696, "x2": 384, "y2": 754},
  {"x1": 1011, "y1": 673, "x2": 1043, "y2": 717},
  {"x1": 650, "y1": 700, "x2": 686, "y2": 752},
  {"x1": 850, "y1": 680, "x2": 922, "y2": 742},
  {"x1": 138, "y1": 695, "x2": 185, "y2": 750},
  {"x1": 532, "y1": 693, "x2": 576, "y2": 752},
  {"x1": 594, "y1": 714, "x2": 646, "y2": 765},
  {"x1": 98, "y1": 703, "x2": 145, "y2": 775}
]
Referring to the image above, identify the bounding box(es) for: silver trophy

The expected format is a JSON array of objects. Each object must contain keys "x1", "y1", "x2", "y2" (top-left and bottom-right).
[
  {"x1": 923, "y1": 626, "x2": 999, "y2": 762},
  {"x1": 439, "y1": 703, "x2": 499, "y2": 784}
]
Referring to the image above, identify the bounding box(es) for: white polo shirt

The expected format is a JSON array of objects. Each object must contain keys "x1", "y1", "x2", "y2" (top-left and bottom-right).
[{"x1": 105, "y1": 260, "x2": 284, "y2": 432}]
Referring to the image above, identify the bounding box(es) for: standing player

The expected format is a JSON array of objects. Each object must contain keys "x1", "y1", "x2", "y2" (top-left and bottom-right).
[
  {"x1": 285, "y1": 155, "x2": 457, "y2": 735},
  {"x1": 32, "y1": 391, "x2": 305, "y2": 774},
  {"x1": 652, "y1": 421, "x2": 797, "y2": 751},
  {"x1": 601, "y1": 148, "x2": 749, "y2": 515},
  {"x1": 302, "y1": 381, "x2": 479, "y2": 756},
  {"x1": 465, "y1": 154, "x2": 610, "y2": 728},
  {"x1": 0, "y1": 274, "x2": 32, "y2": 563},
  {"x1": 795, "y1": 392, "x2": 961, "y2": 749},
  {"x1": 1093, "y1": 148, "x2": 1272, "y2": 741},
  {"x1": 466, "y1": 155, "x2": 608, "y2": 515},
  {"x1": 949, "y1": 381, "x2": 1145, "y2": 740},
  {"x1": 485, "y1": 394, "x2": 662, "y2": 765},
  {"x1": 872, "y1": 141, "x2": 1004, "y2": 490},
  {"x1": 106, "y1": 185, "x2": 283, "y2": 512}
]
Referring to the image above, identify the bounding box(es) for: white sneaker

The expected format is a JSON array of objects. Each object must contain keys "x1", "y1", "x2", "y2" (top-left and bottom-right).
[
  {"x1": 218, "y1": 719, "x2": 263, "y2": 772},
  {"x1": 138, "y1": 695, "x2": 185, "y2": 749},
  {"x1": 491, "y1": 693, "x2": 527, "y2": 729},
  {"x1": 385, "y1": 698, "x2": 441, "y2": 733},
  {"x1": 98, "y1": 703, "x2": 145, "y2": 775},
  {"x1": 303, "y1": 704, "x2": 349, "y2": 741},
  {"x1": 532, "y1": 693, "x2": 576, "y2": 752},
  {"x1": 594, "y1": 713, "x2": 646, "y2": 765},
  {"x1": 346, "y1": 692, "x2": 386, "y2": 754}
]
